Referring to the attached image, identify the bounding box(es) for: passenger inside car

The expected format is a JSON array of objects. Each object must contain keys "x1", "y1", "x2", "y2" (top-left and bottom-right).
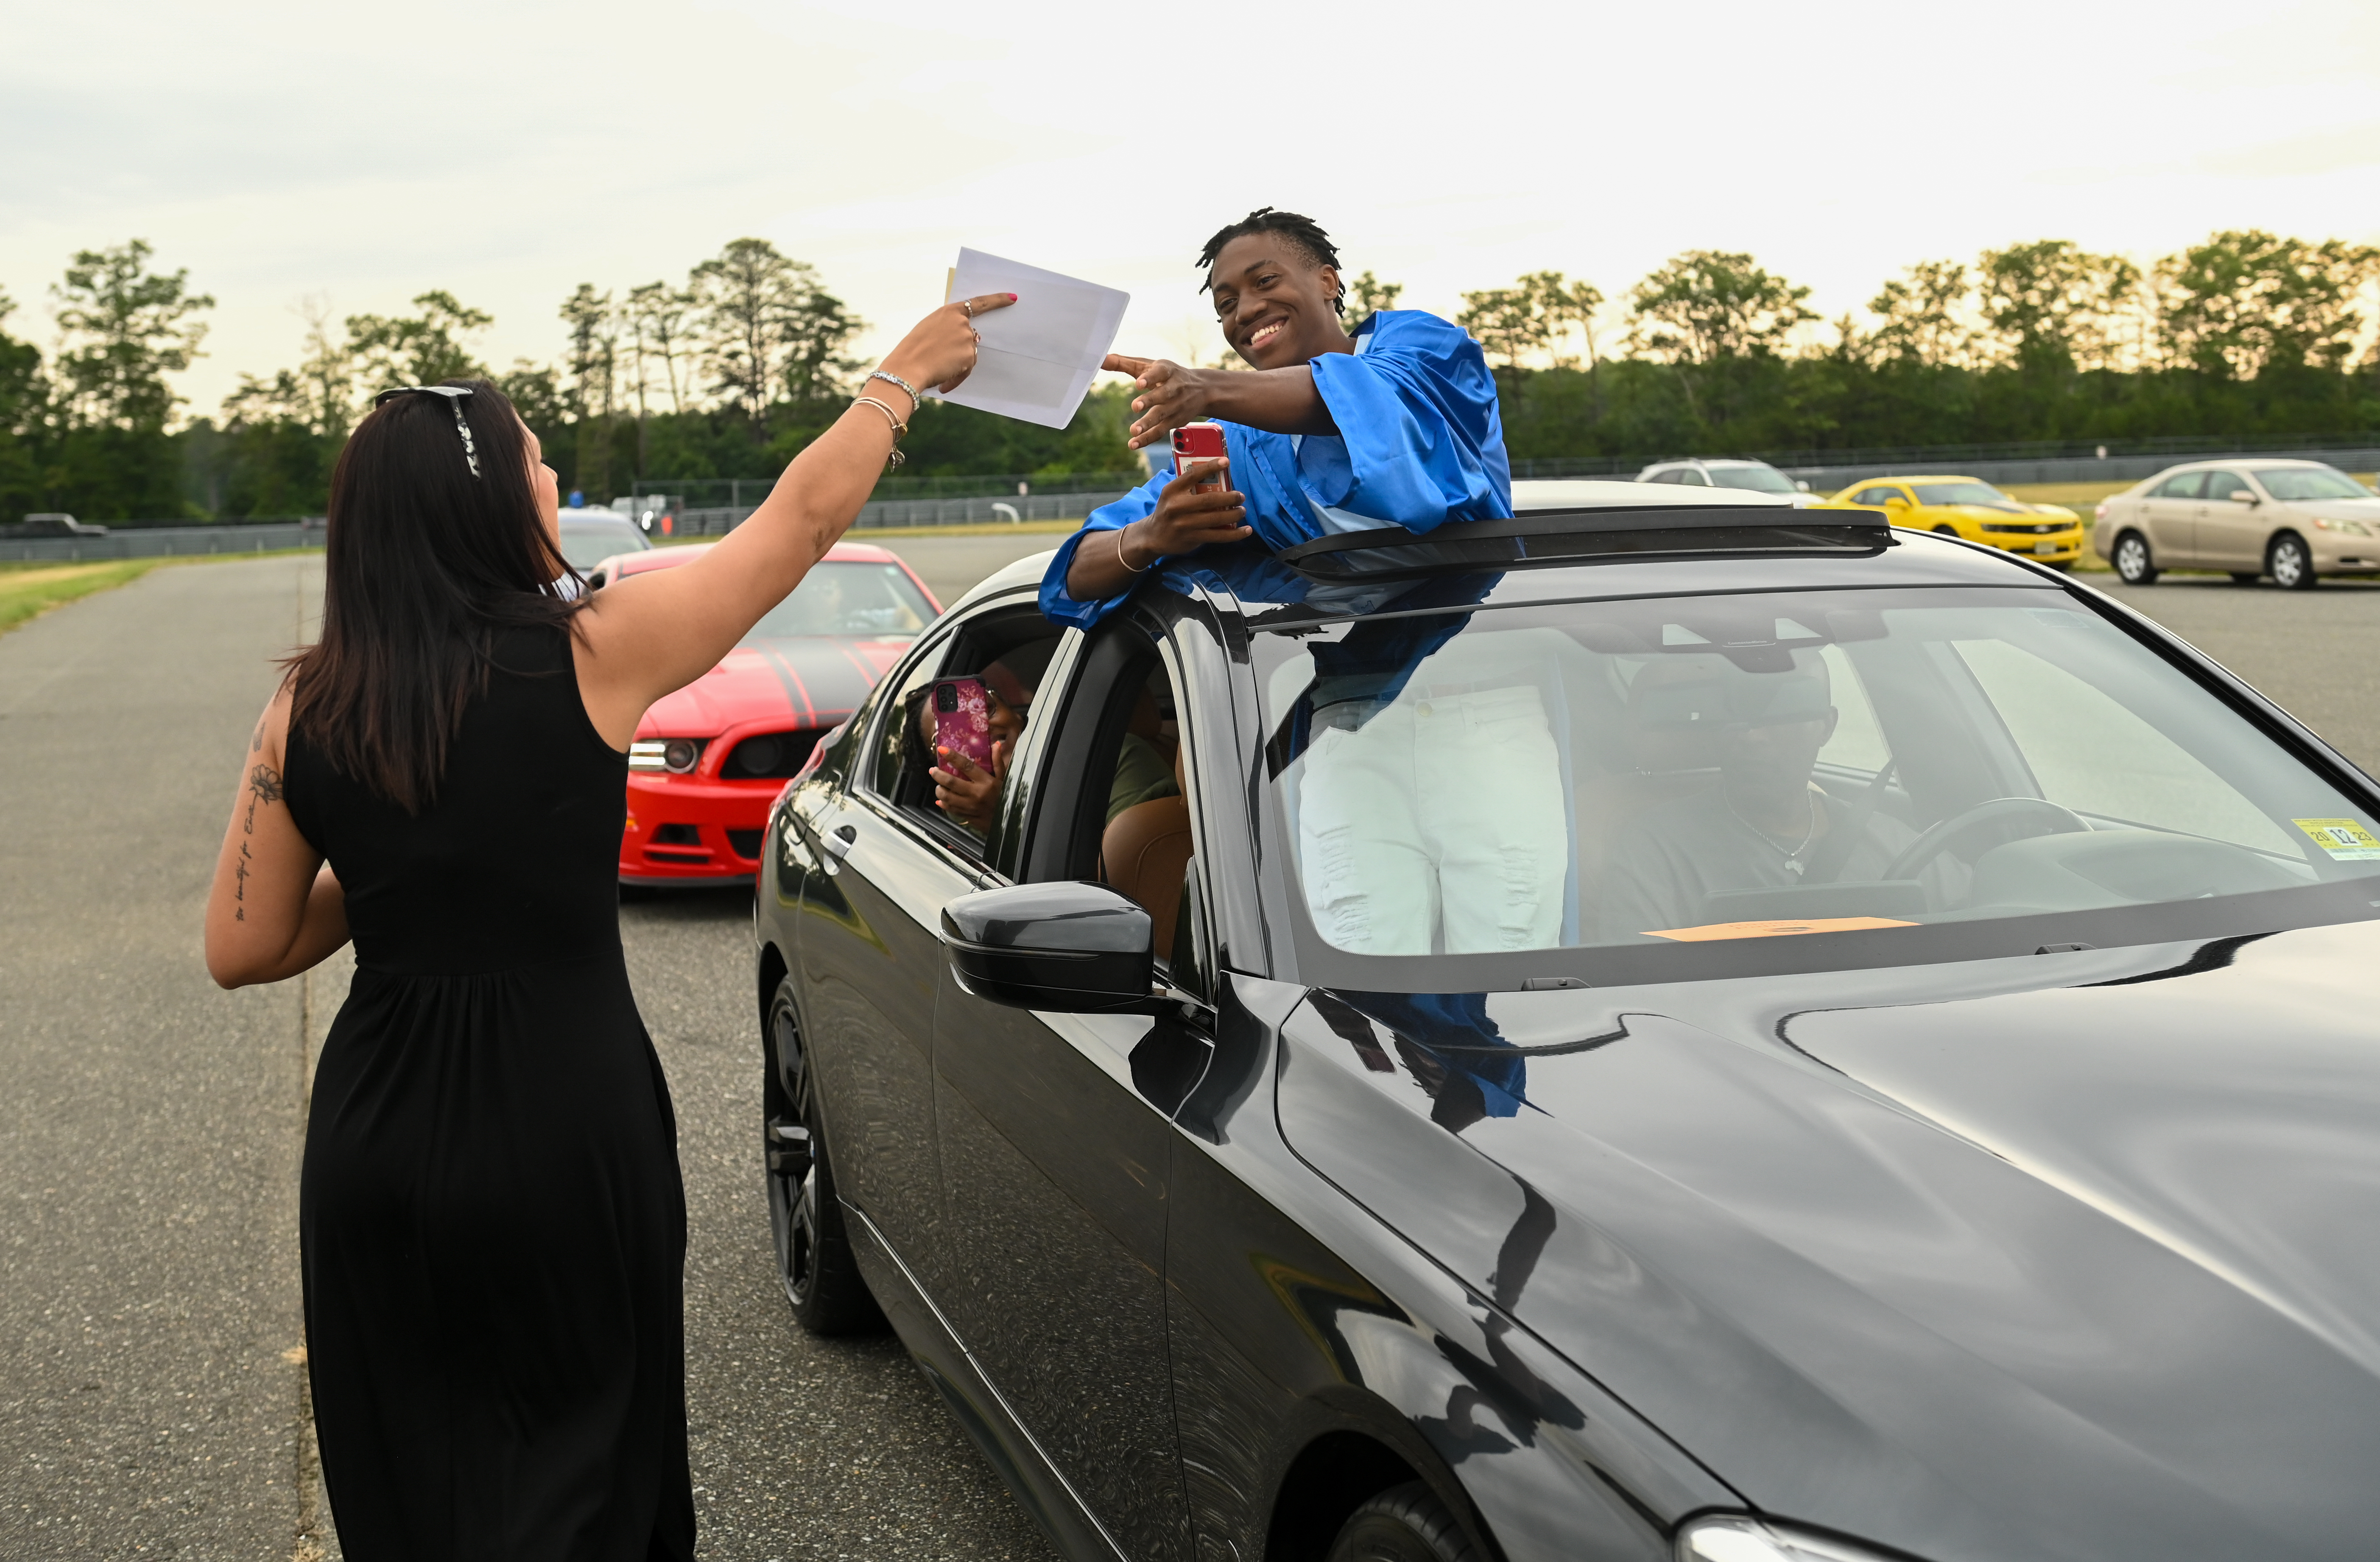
[
  {"x1": 1598, "y1": 652, "x2": 1964, "y2": 939},
  {"x1": 923, "y1": 648, "x2": 1182, "y2": 838}
]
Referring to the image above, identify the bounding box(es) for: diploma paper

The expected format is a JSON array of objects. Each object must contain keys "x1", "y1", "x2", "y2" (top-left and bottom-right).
[{"x1": 933, "y1": 249, "x2": 1129, "y2": 429}]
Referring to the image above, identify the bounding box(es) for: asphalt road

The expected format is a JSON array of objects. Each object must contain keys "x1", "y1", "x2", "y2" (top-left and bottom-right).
[{"x1": 3, "y1": 536, "x2": 2369, "y2": 1560}]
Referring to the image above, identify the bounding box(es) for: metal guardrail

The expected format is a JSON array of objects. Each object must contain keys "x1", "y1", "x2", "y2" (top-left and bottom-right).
[
  {"x1": 667, "y1": 488, "x2": 1134, "y2": 538},
  {"x1": 0, "y1": 522, "x2": 325, "y2": 563}
]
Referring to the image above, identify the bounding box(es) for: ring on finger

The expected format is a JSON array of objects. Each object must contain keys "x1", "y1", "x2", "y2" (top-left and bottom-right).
[{"x1": 961, "y1": 299, "x2": 975, "y2": 320}]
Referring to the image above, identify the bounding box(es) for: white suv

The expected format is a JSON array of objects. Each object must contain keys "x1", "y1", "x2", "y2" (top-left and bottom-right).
[{"x1": 1635, "y1": 457, "x2": 1823, "y2": 507}]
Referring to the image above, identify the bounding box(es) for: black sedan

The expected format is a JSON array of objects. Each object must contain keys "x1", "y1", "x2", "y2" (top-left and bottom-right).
[{"x1": 751, "y1": 496, "x2": 2380, "y2": 1562}]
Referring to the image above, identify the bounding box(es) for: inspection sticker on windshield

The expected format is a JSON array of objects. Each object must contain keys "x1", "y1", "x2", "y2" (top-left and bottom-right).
[{"x1": 2293, "y1": 818, "x2": 2380, "y2": 859}]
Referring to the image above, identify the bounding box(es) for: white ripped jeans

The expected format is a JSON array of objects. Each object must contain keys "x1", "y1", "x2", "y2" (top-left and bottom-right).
[{"x1": 1296, "y1": 684, "x2": 1569, "y2": 956}]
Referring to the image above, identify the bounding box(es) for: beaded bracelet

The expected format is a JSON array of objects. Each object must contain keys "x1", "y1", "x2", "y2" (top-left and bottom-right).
[{"x1": 866, "y1": 369, "x2": 924, "y2": 415}]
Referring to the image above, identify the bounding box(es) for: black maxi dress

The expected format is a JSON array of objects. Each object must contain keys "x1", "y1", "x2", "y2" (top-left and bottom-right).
[{"x1": 286, "y1": 624, "x2": 696, "y2": 1562}]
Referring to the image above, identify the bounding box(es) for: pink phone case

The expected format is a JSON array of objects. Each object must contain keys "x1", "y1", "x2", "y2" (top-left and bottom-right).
[
  {"x1": 1173, "y1": 422, "x2": 1229, "y2": 494},
  {"x1": 930, "y1": 677, "x2": 994, "y2": 772}
]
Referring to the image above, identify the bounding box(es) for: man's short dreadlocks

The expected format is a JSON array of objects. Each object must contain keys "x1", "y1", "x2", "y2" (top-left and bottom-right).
[{"x1": 1197, "y1": 208, "x2": 1345, "y2": 314}]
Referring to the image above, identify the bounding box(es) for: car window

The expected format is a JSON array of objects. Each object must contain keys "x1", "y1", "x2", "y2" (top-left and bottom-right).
[
  {"x1": 2154, "y1": 472, "x2": 2206, "y2": 500},
  {"x1": 1851, "y1": 486, "x2": 1900, "y2": 506},
  {"x1": 2249, "y1": 467, "x2": 2373, "y2": 502},
  {"x1": 1251, "y1": 585, "x2": 2378, "y2": 970},
  {"x1": 866, "y1": 635, "x2": 959, "y2": 805},
  {"x1": 1704, "y1": 464, "x2": 1800, "y2": 495},
  {"x1": 1911, "y1": 481, "x2": 2020, "y2": 510},
  {"x1": 1644, "y1": 469, "x2": 1683, "y2": 484},
  {"x1": 556, "y1": 520, "x2": 649, "y2": 569},
  {"x1": 1021, "y1": 634, "x2": 1201, "y2": 974},
  {"x1": 743, "y1": 560, "x2": 935, "y2": 643},
  {"x1": 1675, "y1": 469, "x2": 1711, "y2": 486},
  {"x1": 2201, "y1": 471, "x2": 2248, "y2": 502}
]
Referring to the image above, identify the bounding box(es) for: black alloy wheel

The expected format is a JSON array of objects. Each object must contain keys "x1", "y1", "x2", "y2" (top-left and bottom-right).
[
  {"x1": 2112, "y1": 531, "x2": 2159, "y2": 585},
  {"x1": 764, "y1": 975, "x2": 883, "y2": 1334},
  {"x1": 2268, "y1": 532, "x2": 2319, "y2": 591},
  {"x1": 1324, "y1": 1482, "x2": 1485, "y2": 1562}
]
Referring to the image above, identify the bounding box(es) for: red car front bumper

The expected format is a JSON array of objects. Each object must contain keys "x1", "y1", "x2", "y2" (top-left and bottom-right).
[{"x1": 620, "y1": 771, "x2": 783, "y2": 884}]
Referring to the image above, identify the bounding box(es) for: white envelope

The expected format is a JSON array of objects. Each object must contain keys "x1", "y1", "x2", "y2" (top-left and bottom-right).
[{"x1": 931, "y1": 249, "x2": 1130, "y2": 430}]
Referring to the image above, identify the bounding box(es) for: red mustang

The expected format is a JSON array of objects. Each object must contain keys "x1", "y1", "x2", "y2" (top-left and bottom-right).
[{"x1": 587, "y1": 540, "x2": 940, "y2": 886}]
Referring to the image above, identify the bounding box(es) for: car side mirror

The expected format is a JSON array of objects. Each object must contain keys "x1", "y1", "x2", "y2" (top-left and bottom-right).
[
  {"x1": 941, "y1": 881, "x2": 1154, "y2": 1013},
  {"x1": 2229, "y1": 490, "x2": 2258, "y2": 504},
  {"x1": 1794, "y1": 479, "x2": 1812, "y2": 492},
  {"x1": 1883, "y1": 495, "x2": 1908, "y2": 508}
]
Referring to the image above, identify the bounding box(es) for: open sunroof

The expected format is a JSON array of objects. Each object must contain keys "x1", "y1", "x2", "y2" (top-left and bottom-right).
[{"x1": 1275, "y1": 504, "x2": 1895, "y2": 584}]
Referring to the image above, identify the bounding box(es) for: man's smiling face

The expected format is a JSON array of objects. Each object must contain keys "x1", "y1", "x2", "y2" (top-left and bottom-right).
[{"x1": 1208, "y1": 234, "x2": 1345, "y2": 370}]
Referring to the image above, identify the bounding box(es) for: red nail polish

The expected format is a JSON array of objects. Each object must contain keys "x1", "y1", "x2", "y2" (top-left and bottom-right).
[{"x1": 1006, "y1": 293, "x2": 1018, "y2": 301}]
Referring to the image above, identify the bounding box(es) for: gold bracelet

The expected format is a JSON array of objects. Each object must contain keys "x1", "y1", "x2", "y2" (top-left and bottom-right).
[
  {"x1": 852, "y1": 396, "x2": 908, "y2": 468},
  {"x1": 1116, "y1": 527, "x2": 1153, "y2": 573}
]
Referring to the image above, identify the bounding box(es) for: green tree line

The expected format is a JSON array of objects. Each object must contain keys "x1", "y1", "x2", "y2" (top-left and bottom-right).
[{"x1": 4, "y1": 230, "x2": 2376, "y2": 520}]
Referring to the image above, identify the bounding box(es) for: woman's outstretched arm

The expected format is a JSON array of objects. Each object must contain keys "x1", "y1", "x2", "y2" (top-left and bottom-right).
[{"x1": 570, "y1": 294, "x2": 1013, "y2": 749}]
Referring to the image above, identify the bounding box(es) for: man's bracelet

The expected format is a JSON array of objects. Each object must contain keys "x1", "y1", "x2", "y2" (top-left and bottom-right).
[{"x1": 1116, "y1": 528, "x2": 1153, "y2": 574}]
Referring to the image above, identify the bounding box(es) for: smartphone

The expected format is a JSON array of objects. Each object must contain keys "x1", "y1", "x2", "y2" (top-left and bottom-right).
[
  {"x1": 929, "y1": 677, "x2": 995, "y2": 772},
  {"x1": 1172, "y1": 422, "x2": 1229, "y2": 495}
]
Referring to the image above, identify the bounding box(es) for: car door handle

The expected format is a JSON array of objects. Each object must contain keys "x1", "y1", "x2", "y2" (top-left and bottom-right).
[{"x1": 822, "y1": 825, "x2": 856, "y2": 861}]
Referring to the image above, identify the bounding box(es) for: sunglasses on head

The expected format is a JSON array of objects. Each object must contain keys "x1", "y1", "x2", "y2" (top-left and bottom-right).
[{"x1": 373, "y1": 385, "x2": 482, "y2": 479}]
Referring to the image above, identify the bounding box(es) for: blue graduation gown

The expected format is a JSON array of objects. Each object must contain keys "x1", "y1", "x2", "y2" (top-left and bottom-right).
[{"x1": 1039, "y1": 310, "x2": 1510, "y2": 630}]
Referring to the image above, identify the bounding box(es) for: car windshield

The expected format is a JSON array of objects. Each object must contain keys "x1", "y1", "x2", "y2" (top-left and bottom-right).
[
  {"x1": 1254, "y1": 584, "x2": 2380, "y2": 975},
  {"x1": 742, "y1": 560, "x2": 934, "y2": 643},
  {"x1": 1912, "y1": 482, "x2": 2020, "y2": 510},
  {"x1": 556, "y1": 519, "x2": 649, "y2": 568},
  {"x1": 1704, "y1": 464, "x2": 1799, "y2": 495},
  {"x1": 2251, "y1": 467, "x2": 2374, "y2": 502}
]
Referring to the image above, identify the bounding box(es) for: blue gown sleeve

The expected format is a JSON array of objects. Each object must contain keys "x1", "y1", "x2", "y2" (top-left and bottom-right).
[
  {"x1": 1300, "y1": 310, "x2": 1511, "y2": 532},
  {"x1": 1038, "y1": 466, "x2": 1170, "y2": 631}
]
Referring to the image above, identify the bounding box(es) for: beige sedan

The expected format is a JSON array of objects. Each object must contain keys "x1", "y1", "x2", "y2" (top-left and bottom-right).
[{"x1": 2093, "y1": 458, "x2": 2380, "y2": 589}]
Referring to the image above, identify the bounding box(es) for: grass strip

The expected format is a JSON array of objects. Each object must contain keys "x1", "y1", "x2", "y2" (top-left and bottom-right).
[{"x1": 0, "y1": 550, "x2": 319, "y2": 637}]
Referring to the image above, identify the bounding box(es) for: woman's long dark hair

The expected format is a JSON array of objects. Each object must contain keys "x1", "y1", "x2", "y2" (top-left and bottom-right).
[{"x1": 286, "y1": 379, "x2": 582, "y2": 813}]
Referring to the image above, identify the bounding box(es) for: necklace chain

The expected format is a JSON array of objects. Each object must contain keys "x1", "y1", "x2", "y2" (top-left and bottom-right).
[{"x1": 1726, "y1": 785, "x2": 1821, "y2": 875}]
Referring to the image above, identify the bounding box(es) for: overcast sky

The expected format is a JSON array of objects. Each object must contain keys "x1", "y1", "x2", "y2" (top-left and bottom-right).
[{"x1": 5, "y1": 0, "x2": 2377, "y2": 413}]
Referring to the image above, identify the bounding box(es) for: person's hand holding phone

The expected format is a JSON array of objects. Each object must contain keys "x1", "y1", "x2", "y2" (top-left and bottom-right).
[
  {"x1": 930, "y1": 740, "x2": 1010, "y2": 830},
  {"x1": 1062, "y1": 462, "x2": 1253, "y2": 603}
]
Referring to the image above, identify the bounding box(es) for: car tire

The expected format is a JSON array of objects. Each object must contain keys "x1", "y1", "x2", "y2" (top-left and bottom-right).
[
  {"x1": 1931, "y1": 524, "x2": 1959, "y2": 536},
  {"x1": 1325, "y1": 1482, "x2": 1484, "y2": 1562},
  {"x1": 2268, "y1": 532, "x2": 2318, "y2": 591},
  {"x1": 2112, "y1": 531, "x2": 2159, "y2": 585},
  {"x1": 764, "y1": 975, "x2": 884, "y2": 1335}
]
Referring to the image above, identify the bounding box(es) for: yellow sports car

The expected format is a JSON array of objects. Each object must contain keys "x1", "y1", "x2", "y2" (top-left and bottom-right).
[{"x1": 1829, "y1": 475, "x2": 2084, "y2": 568}]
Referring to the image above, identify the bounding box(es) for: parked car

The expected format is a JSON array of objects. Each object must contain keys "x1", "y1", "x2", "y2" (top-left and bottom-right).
[
  {"x1": 1636, "y1": 456, "x2": 1826, "y2": 506},
  {"x1": 754, "y1": 498, "x2": 2380, "y2": 1562},
  {"x1": 556, "y1": 509, "x2": 652, "y2": 572},
  {"x1": 9, "y1": 512, "x2": 111, "y2": 537},
  {"x1": 2092, "y1": 458, "x2": 2380, "y2": 588},
  {"x1": 1830, "y1": 475, "x2": 2084, "y2": 568},
  {"x1": 592, "y1": 539, "x2": 938, "y2": 884}
]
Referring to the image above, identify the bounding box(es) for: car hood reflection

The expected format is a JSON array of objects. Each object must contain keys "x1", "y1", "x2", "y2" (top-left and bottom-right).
[{"x1": 1274, "y1": 917, "x2": 2380, "y2": 1560}]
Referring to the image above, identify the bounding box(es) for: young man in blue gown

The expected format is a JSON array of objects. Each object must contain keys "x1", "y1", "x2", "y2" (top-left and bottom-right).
[
  {"x1": 1031, "y1": 212, "x2": 1570, "y2": 962},
  {"x1": 1039, "y1": 208, "x2": 1512, "y2": 627}
]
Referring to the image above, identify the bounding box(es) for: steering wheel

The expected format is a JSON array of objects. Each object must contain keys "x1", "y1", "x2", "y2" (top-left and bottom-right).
[{"x1": 1883, "y1": 796, "x2": 2091, "y2": 882}]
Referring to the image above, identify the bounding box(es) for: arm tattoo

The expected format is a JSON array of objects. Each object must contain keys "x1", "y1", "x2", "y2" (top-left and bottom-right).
[
  {"x1": 250, "y1": 714, "x2": 266, "y2": 753},
  {"x1": 242, "y1": 764, "x2": 283, "y2": 837}
]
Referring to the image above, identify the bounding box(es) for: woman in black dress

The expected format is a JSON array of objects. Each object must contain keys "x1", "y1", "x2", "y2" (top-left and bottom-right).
[{"x1": 204, "y1": 291, "x2": 1011, "y2": 1561}]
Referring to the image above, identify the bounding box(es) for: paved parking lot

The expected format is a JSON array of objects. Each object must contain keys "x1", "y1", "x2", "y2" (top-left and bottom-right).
[{"x1": 1, "y1": 536, "x2": 2371, "y2": 1560}]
